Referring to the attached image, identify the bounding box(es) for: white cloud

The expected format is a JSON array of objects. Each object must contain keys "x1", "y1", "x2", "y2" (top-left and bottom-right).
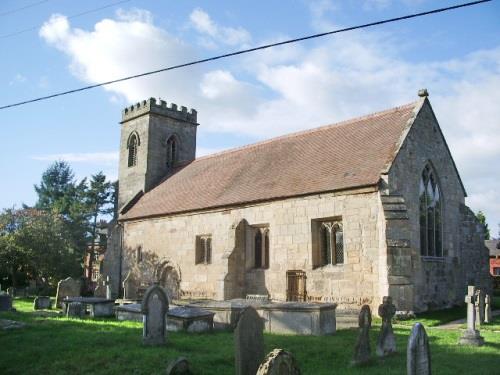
[
  {"x1": 32, "y1": 152, "x2": 119, "y2": 164},
  {"x1": 39, "y1": 7, "x2": 500, "y2": 228},
  {"x1": 9, "y1": 73, "x2": 27, "y2": 85}
]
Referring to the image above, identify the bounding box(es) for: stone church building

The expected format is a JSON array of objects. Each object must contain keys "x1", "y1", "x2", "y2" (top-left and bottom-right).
[{"x1": 103, "y1": 90, "x2": 490, "y2": 313}]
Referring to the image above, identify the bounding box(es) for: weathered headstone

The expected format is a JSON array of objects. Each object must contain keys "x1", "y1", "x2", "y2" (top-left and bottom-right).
[
  {"x1": 352, "y1": 305, "x2": 372, "y2": 365},
  {"x1": 256, "y1": 349, "x2": 301, "y2": 375},
  {"x1": 66, "y1": 302, "x2": 85, "y2": 318},
  {"x1": 55, "y1": 277, "x2": 81, "y2": 308},
  {"x1": 166, "y1": 357, "x2": 192, "y2": 374},
  {"x1": 0, "y1": 294, "x2": 13, "y2": 311},
  {"x1": 407, "y1": 323, "x2": 431, "y2": 375},
  {"x1": 377, "y1": 296, "x2": 397, "y2": 357},
  {"x1": 33, "y1": 296, "x2": 51, "y2": 310},
  {"x1": 484, "y1": 294, "x2": 492, "y2": 324},
  {"x1": 235, "y1": 306, "x2": 265, "y2": 375},
  {"x1": 474, "y1": 288, "x2": 485, "y2": 325},
  {"x1": 458, "y1": 286, "x2": 484, "y2": 346},
  {"x1": 142, "y1": 283, "x2": 169, "y2": 346},
  {"x1": 123, "y1": 271, "x2": 139, "y2": 300}
]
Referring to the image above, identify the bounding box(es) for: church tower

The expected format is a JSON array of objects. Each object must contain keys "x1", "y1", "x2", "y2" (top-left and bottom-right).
[{"x1": 117, "y1": 98, "x2": 198, "y2": 211}]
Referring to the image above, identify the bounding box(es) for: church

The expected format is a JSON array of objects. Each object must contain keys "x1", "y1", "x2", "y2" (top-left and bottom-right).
[{"x1": 103, "y1": 90, "x2": 490, "y2": 313}]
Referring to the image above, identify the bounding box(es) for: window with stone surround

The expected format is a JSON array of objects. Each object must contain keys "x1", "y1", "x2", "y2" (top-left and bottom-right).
[
  {"x1": 253, "y1": 227, "x2": 269, "y2": 269},
  {"x1": 312, "y1": 219, "x2": 344, "y2": 268},
  {"x1": 195, "y1": 235, "x2": 212, "y2": 265},
  {"x1": 127, "y1": 133, "x2": 139, "y2": 167},
  {"x1": 166, "y1": 135, "x2": 178, "y2": 167},
  {"x1": 419, "y1": 164, "x2": 443, "y2": 257}
]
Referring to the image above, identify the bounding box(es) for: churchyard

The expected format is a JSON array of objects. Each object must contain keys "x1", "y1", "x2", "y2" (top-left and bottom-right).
[{"x1": 0, "y1": 295, "x2": 499, "y2": 375}]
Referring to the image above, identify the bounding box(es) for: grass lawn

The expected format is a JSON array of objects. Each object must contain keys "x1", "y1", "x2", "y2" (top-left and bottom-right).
[{"x1": 0, "y1": 299, "x2": 499, "y2": 375}]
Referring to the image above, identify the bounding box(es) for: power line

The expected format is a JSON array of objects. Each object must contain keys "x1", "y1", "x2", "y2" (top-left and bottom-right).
[
  {"x1": 0, "y1": 0, "x2": 491, "y2": 111},
  {"x1": 0, "y1": 0, "x2": 49, "y2": 17},
  {"x1": 0, "y1": 0, "x2": 131, "y2": 39}
]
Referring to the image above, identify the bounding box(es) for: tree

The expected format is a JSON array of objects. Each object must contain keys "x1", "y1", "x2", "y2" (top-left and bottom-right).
[{"x1": 476, "y1": 210, "x2": 490, "y2": 240}]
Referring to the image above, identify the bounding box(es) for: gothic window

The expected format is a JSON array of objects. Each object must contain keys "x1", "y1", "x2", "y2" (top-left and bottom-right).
[
  {"x1": 127, "y1": 133, "x2": 139, "y2": 167},
  {"x1": 315, "y1": 220, "x2": 344, "y2": 267},
  {"x1": 419, "y1": 164, "x2": 443, "y2": 257},
  {"x1": 195, "y1": 235, "x2": 212, "y2": 265},
  {"x1": 166, "y1": 136, "x2": 178, "y2": 167},
  {"x1": 253, "y1": 227, "x2": 269, "y2": 269}
]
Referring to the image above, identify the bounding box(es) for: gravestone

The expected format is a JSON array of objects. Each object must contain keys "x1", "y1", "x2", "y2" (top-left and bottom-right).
[
  {"x1": 377, "y1": 296, "x2": 397, "y2": 357},
  {"x1": 0, "y1": 294, "x2": 13, "y2": 311},
  {"x1": 142, "y1": 283, "x2": 169, "y2": 346},
  {"x1": 33, "y1": 296, "x2": 51, "y2": 310},
  {"x1": 256, "y1": 349, "x2": 301, "y2": 375},
  {"x1": 123, "y1": 271, "x2": 139, "y2": 300},
  {"x1": 484, "y1": 294, "x2": 492, "y2": 324},
  {"x1": 407, "y1": 323, "x2": 431, "y2": 375},
  {"x1": 352, "y1": 305, "x2": 372, "y2": 365},
  {"x1": 458, "y1": 286, "x2": 484, "y2": 346},
  {"x1": 105, "y1": 276, "x2": 112, "y2": 299},
  {"x1": 55, "y1": 277, "x2": 81, "y2": 308},
  {"x1": 94, "y1": 281, "x2": 106, "y2": 298},
  {"x1": 66, "y1": 302, "x2": 85, "y2": 318},
  {"x1": 7, "y1": 287, "x2": 14, "y2": 297},
  {"x1": 235, "y1": 306, "x2": 265, "y2": 375},
  {"x1": 474, "y1": 288, "x2": 485, "y2": 325},
  {"x1": 166, "y1": 357, "x2": 192, "y2": 374}
]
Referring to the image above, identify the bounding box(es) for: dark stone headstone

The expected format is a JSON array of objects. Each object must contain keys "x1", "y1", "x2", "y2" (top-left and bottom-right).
[
  {"x1": 142, "y1": 283, "x2": 169, "y2": 346},
  {"x1": 235, "y1": 306, "x2": 265, "y2": 375},
  {"x1": 377, "y1": 296, "x2": 397, "y2": 357},
  {"x1": 0, "y1": 294, "x2": 13, "y2": 311},
  {"x1": 166, "y1": 357, "x2": 192, "y2": 374},
  {"x1": 352, "y1": 305, "x2": 372, "y2": 365},
  {"x1": 33, "y1": 296, "x2": 51, "y2": 310},
  {"x1": 66, "y1": 302, "x2": 84, "y2": 318},
  {"x1": 407, "y1": 323, "x2": 431, "y2": 375},
  {"x1": 56, "y1": 277, "x2": 81, "y2": 308},
  {"x1": 256, "y1": 349, "x2": 301, "y2": 375}
]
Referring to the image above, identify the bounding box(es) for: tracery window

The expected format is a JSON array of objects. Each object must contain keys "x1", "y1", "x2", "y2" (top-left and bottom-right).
[
  {"x1": 127, "y1": 133, "x2": 138, "y2": 167},
  {"x1": 254, "y1": 228, "x2": 269, "y2": 269},
  {"x1": 419, "y1": 164, "x2": 443, "y2": 257},
  {"x1": 318, "y1": 221, "x2": 344, "y2": 266},
  {"x1": 166, "y1": 136, "x2": 178, "y2": 167},
  {"x1": 195, "y1": 235, "x2": 212, "y2": 264}
]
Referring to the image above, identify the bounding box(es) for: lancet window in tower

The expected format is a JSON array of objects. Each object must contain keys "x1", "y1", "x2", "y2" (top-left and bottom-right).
[
  {"x1": 419, "y1": 164, "x2": 443, "y2": 257},
  {"x1": 127, "y1": 133, "x2": 138, "y2": 167},
  {"x1": 166, "y1": 136, "x2": 178, "y2": 167}
]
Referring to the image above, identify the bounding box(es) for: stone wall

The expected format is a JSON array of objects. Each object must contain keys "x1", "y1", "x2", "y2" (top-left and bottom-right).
[
  {"x1": 120, "y1": 187, "x2": 386, "y2": 311},
  {"x1": 386, "y1": 99, "x2": 490, "y2": 312}
]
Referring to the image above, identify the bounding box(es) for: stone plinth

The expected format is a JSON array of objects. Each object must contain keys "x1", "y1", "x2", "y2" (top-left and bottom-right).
[{"x1": 458, "y1": 329, "x2": 485, "y2": 346}]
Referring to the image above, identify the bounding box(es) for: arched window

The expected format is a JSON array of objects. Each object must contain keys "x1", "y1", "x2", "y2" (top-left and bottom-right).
[
  {"x1": 253, "y1": 227, "x2": 270, "y2": 269},
  {"x1": 264, "y1": 229, "x2": 270, "y2": 269},
  {"x1": 127, "y1": 133, "x2": 139, "y2": 167},
  {"x1": 318, "y1": 221, "x2": 344, "y2": 266},
  {"x1": 195, "y1": 235, "x2": 212, "y2": 264},
  {"x1": 166, "y1": 136, "x2": 178, "y2": 167},
  {"x1": 419, "y1": 164, "x2": 443, "y2": 257},
  {"x1": 254, "y1": 230, "x2": 262, "y2": 268}
]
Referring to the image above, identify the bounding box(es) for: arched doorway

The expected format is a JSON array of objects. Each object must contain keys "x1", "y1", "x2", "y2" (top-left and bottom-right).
[{"x1": 157, "y1": 263, "x2": 180, "y2": 302}]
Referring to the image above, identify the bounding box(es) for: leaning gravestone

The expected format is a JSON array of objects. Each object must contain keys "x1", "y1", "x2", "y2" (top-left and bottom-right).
[
  {"x1": 142, "y1": 283, "x2": 169, "y2": 346},
  {"x1": 33, "y1": 296, "x2": 51, "y2": 310},
  {"x1": 353, "y1": 305, "x2": 372, "y2": 365},
  {"x1": 256, "y1": 349, "x2": 301, "y2": 375},
  {"x1": 235, "y1": 306, "x2": 265, "y2": 375},
  {"x1": 459, "y1": 286, "x2": 484, "y2": 346},
  {"x1": 407, "y1": 323, "x2": 431, "y2": 375},
  {"x1": 377, "y1": 296, "x2": 397, "y2": 357},
  {"x1": 484, "y1": 294, "x2": 492, "y2": 324},
  {"x1": 123, "y1": 271, "x2": 139, "y2": 300},
  {"x1": 166, "y1": 357, "x2": 192, "y2": 374},
  {"x1": 55, "y1": 277, "x2": 81, "y2": 308},
  {"x1": 66, "y1": 302, "x2": 84, "y2": 318}
]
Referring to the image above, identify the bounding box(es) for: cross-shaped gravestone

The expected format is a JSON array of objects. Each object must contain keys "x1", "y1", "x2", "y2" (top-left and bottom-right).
[
  {"x1": 235, "y1": 306, "x2": 264, "y2": 375},
  {"x1": 484, "y1": 294, "x2": 492, "y2": 324},
  {"x1": 352, "y1": 305, "x2": 372, "y2": 365},
  {"x1": 142, "y1": 283, "x2": 169, "y2": 346},
  {"x1": 377, "y1": 296, "x2": 397, "y2": 357},
  {"x1": 407, "y1": 323, "x2": 431, "y2": 375},
  {"x1": 458, "y1": 286, "x2": 484, "y2": 346}
]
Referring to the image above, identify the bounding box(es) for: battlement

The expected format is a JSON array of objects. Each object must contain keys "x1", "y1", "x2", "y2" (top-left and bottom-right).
[{"x1": 121, "y1": 97, "x2": 197, "y2": 124}]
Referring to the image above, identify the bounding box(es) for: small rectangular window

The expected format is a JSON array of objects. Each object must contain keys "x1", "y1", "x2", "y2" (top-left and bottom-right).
[{"x1": 195, "y1": 235, "x2": 212, "y2": 265}]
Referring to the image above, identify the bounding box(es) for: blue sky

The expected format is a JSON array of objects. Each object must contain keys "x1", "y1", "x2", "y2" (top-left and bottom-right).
[{"x1": 1, "y1": 0, "x2": 499, "y2": 234}]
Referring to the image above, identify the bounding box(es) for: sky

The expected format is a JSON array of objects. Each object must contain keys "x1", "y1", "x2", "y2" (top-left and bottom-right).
[{"x1": 0, "y1": 0, "x2": 499, "y2": 235}]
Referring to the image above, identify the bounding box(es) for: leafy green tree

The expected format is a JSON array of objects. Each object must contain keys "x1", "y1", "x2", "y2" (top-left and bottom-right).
[{"x1": 476, "y1": 210, "x2": 490, "y2": 240}]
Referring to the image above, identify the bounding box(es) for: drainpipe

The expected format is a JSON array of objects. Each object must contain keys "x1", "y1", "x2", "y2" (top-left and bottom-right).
[{"x1": 118, "y1": 222, "x2": 124, "y2": 298}]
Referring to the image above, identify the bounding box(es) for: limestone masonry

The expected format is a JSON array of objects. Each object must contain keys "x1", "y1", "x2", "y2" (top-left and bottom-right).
[{"x1": 103, "y1": 92, "x2": 490, "y2": 314}]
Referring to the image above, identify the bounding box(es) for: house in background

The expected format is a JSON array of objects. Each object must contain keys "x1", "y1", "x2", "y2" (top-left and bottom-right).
[
  {"x1": 486, "y1": 239, "x2": 500, "y2": 289},
  {"x1": 103, "y1": 90, "x2": 491, "y2": 313}
]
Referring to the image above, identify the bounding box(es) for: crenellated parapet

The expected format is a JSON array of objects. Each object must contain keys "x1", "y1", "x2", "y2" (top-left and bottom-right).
[{"x1": 121, "y1": 97, "x2": 197, "y2": 124}]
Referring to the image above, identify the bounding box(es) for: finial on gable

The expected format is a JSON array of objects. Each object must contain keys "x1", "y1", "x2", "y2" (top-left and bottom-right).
[{"x1": 418, "y1": 88, "x2": 429, "y2": 98}]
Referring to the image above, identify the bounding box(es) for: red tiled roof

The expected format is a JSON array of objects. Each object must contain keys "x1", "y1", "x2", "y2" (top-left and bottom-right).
[{"x1": 121, "y1": 100, "x2": 421, "y2": 220}]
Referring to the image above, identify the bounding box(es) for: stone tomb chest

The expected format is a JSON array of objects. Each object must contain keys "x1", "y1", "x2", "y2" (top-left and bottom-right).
[{"x1": 62, "y1": 297, "x2": 115, "y2": 317}]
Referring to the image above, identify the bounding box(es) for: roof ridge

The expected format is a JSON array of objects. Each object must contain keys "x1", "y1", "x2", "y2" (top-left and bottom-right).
[{"x1": 194, "y1": 100, "x2": 420, "y2": 162}]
